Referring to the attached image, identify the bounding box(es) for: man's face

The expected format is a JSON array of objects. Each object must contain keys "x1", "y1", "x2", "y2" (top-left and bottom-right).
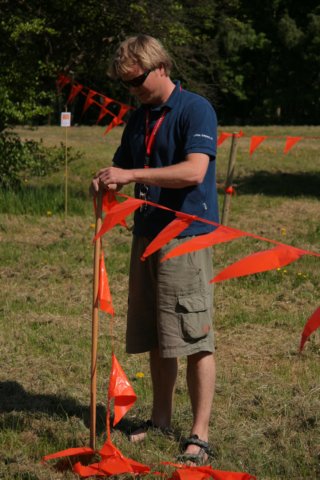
[{"x1": 120, "y1": 65, "x2": 163, "y2": 105}]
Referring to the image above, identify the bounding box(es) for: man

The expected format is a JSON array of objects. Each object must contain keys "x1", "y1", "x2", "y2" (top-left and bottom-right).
[{"x1": 92, "y1": 35, "x2": 218, "y2": 465}]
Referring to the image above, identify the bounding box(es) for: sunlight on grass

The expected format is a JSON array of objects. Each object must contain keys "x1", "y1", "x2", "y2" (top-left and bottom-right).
[{"x1": 0, "y1": 125, "x2": 319, "y2": 479}]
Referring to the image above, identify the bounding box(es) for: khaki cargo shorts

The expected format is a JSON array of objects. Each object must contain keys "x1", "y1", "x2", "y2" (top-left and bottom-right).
[{"x1": 126, "y1": 235, "x2": 214, "y2": 358}]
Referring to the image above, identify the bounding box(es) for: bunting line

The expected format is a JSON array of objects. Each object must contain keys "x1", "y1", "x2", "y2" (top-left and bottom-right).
[
  {"x1": 57, "y1": 74, "x2": 320, "y2": 148},
  {"x1": 112, "y1": 192, "x2": 320, "y2": 259},
  {"x1": 217, "y1": 131, "x2": 320, "y2": 155},
  {"x1": 96, "y1": 192, "x2": 319, "y2": 351},
  {"x1": 57, "y1": 74, "x2": 134, "y2": 134}
]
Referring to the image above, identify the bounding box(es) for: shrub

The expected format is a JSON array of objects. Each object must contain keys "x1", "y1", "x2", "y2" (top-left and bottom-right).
[{"x1": 0, "y1": 132, "x2": 82, "y2": 189}]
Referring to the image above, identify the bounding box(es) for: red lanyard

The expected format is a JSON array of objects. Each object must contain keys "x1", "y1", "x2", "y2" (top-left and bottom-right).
[{"x1": 144, "y1": 108, "x2": 168, "y2": 166}]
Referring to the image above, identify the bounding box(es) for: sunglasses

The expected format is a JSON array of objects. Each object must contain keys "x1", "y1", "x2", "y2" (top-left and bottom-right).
[{"x1": 121, "y1": 69, "x2": 153, "y2": 88}]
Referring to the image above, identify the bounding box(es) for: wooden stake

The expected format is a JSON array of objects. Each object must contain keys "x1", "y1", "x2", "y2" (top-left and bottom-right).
[
  {"x1": 221, "y1": 133, "x2": 239, "y2": 225},
  {"x1": 90, "y1": 190, "x2": 103, "y2": 450},
  {"x1": 65, "y1": 126, "x2": 68, "y2": 219}
]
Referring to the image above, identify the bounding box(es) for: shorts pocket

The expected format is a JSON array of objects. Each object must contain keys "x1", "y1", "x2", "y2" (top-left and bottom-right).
[{"x1": 177, "y1": 292, "x2": 212, "y2": 341}]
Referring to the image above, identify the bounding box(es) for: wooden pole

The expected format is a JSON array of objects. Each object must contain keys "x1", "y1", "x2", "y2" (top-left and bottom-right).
[
  {"x1": 65, "y1": 126, "x2": 68, "y2": 219},
  {"x1": 90, "y1": 190, "x2": 103, "y2": 450},
  {"x1": 221, "y1": 133, "x2": 239, "y2": 225}
]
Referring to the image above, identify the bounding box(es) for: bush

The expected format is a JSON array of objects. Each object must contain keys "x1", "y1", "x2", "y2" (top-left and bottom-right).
[{"x1": 0, "y1": 132, "x2": 82, "y2": 189}]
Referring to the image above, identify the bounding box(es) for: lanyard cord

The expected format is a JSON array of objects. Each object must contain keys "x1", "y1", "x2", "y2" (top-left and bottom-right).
[
  {"x1": 144, "y1": 108, "x2": 168, "y2": 167},
  {"x1": 138, "y1": 108, "x2": 168, "y2": 212}
]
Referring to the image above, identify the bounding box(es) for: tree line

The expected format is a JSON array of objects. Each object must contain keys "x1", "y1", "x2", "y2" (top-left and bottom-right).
[{"x1": 1, "y1": 0, "x2": 319, "y2": 130}]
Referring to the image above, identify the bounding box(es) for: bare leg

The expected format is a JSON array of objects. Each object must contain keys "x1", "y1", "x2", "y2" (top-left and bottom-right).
[
  {"x1": 184, "y1": 351, "x2": 216, "y2": 458},
  {"x1": 129, "y1": 348, "x2": 178, "y2": 442}
]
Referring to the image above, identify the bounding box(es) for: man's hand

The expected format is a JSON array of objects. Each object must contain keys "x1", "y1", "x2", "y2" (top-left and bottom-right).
[{"x1": 90, "y1": 166, "x2": 132, "y2": 196}]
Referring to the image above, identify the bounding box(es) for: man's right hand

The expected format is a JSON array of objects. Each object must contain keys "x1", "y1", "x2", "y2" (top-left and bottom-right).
[{"x1": 90, "y1": 167, "x2": 119, "y2": 196}]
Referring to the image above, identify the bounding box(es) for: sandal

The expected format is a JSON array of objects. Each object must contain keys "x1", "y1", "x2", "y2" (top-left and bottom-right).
[
  {"x1": 128, "y1": 419, "x2": 174, "y2": 442},
  {"x1": 177, "y1": 434, "x2": 213, "y2": 466}
]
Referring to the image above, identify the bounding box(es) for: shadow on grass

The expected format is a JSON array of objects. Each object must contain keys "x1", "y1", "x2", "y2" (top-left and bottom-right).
[
  {"x1": 0, "y1": 380, "x2": 106, "y2": 434},
  {"x1": 0, "y1": 380, "x2": 153, "y2": 439},
  {"x1": 0, "y1": 380, "x2": 183, "y2": 442},
  {"x1": 235, "y1": 171, "x2": 320, "y2": 197}
]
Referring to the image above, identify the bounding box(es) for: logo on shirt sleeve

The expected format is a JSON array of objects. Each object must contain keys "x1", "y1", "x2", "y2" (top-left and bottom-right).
[{"x1": 193, "y1": 134, "x2": 214, "y2": 141}]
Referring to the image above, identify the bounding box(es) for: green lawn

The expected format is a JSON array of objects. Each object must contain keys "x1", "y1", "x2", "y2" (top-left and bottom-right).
[{"x1": 0, "y1": 125, "x2": 319, "y2": 479}]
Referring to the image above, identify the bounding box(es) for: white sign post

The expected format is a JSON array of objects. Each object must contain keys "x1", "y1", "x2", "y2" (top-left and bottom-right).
[{"x1": 60, "y1": 112, "x2": 71, "y2": 218}]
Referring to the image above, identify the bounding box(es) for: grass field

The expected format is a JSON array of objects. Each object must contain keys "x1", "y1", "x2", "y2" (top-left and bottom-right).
[{"x1": 0, "y1": 125, "x2": 319, "y2": 479}]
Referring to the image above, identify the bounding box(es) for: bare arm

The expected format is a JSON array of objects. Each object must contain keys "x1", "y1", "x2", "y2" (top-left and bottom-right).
[{"x1": 91, "y1": 153, "x2": 210, "y2": 192}]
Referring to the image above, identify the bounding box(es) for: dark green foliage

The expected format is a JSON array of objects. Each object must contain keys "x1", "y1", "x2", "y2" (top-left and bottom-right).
[{"x1": 1, "y1": 0, "x2": 320, "y2": 125}]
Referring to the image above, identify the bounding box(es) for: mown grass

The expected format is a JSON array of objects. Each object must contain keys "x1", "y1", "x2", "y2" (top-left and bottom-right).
[{"x1": 0, "y1": 125, "x2": 319, "y2": 480}]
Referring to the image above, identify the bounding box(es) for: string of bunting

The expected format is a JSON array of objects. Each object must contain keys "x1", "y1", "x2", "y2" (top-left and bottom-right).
[
  {"x1": 57, "y1": 74, "x2": 134, "y2": 135},
  {"x1": 217, "y1": 131, "x2": 320, "y2": 155},
  {"x1": 94, "y1": 191, "x2": 320, "y2": 351},
  {"x1": 57, "y1": 75, "x2": 320, "y2": 155}
]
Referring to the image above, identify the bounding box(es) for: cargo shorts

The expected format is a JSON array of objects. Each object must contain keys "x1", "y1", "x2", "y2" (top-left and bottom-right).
[{"x1": 126, "y1": 235, "x2": 214, "y2": 358}]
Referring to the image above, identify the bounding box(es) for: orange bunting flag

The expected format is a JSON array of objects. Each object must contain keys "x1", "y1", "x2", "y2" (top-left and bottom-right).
[
  {"x1": 140, "y1": 214, "x2": 195, "y2": 261},
  {"x1": 161, "y1": 226, "x2": 246, "y2": 263},
  {"x1": 98, "y1": 439, "x2": 150, "y2": 475},
  {"x1": 212, "y1": 244, "x2": 305, "y2": 283},
  {"x1": 104, "y1": 115, "x2": 124, "y2": 135},
  {"x1": 249, "y1": 136, "x2": 267, "y2": 155},
  {"x1": 166, "y1": 463, "x2": 256, "y2": 480},
  {"x1": 56, "y1": 74, "x2": 71, "y2": 91},
  {"x1": 67, "y1": 83, "x2": 83, "y2": 104},
  {"x1": 98, "y1": 253, "x2": 114, "y2": 315},
  {"x1": 284, "y1": 136, "x2": 303, "y2": 154},
  {"x1": 96, "y1": 96, "x2": 118, "y2": 124},
  {"x1": 94, "y1": 198, "x2": 143, "y2": 241},
  {"x1": 108, "y1": 353, "x2": 137, "y2": 426},
  {"x1": 104, "y1": 104, "x2": 130, "y2": 135},
  {"x1": 43, "y1": 446, "x2": 94, "y2": 463},
  {"x1": 43, "y1": 438, "x2": 150, "y2": 477},
  {"x1": 225, "y1": 186, "x2": 236, "y2": 195},
  {"x1": 299, "y1": 306, "x2": 320, "y2": 352},
  {"x1": 81, "y1": 90, "x2": 96, "y2": 116},
  {"x1": 217, "y1": 132, "x2": 233, "y2": 146},
  {"x1": 102, "y1": 191, "x2": 128, "y2": 228}
]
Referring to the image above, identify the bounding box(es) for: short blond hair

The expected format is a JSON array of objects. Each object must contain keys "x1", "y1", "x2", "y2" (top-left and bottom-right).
[{"x1": 110, "y1": 35, "x2": 173, "y2": 78}]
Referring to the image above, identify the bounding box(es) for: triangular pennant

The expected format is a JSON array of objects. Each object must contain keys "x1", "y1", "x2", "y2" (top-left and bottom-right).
[
  {"x1": 44, "y1": 439, "x2": 150, "y2": 477},
  {"x1": 217, "y1": 132, "x2": 233, "y2": 146},
  {"x1": 82, "y1": 90, "x2": 96, "y2": 116},
  {"x1": 161, "y1": 226, "x2": 246, "y2": 263},
  {"x1": 104, "y1": 116, "x2": 124, "y2": 135},
  {"x1": 108, "y1": 353, "x2": 137, "y2": 426},
  {"x1": 98, "y1": 252, "x2": 114, "y2": 315},
  {"x1": 94, "y1": 197, "x2": 143, "y2": 241},
  {"x1": 43, "y1": 446, "x2": 94, "y2": 462},
  {"x1": 165, "y1": 463, "x2": 256, "y2": 480},
  {"x1": 283, "y1": 136, "x2": 303, "y2": 154},
  {"x1": 140, "y1": 213, "x2": 195, "y2": 261},
  {"x1": 212, "y1": 244, "x2": 305, "y2": 283},
  {"x1": 56, "y1": 74, "x2": 71, "y2": 91},
  {"x1": 299, "y1": 306, "x2": 320, "y2": 352},
  {"x1": 67, "y1": 83, "x2": 83, "y2": 104},
  {"x1": 102, "y1": 190, "x2": 120, "y2": 212},
  {"x1": 235, "y1": 130, "x2": 244, "y2": 138},
  {"x1": 98, "y1": 439, "x2": 150, "y2": 475},
  {"x1": 102, "y1": 191, "x2": 128, "y2": 228},
  {"x1": 96, "y1": 105, "x2": 116, "y2": 124},
  {"x1": 249, "y1": 136, "x2": 267, "y2": 155},
  {"x1": 103, "y1": 105, "x2": 130, "y2": 135}
]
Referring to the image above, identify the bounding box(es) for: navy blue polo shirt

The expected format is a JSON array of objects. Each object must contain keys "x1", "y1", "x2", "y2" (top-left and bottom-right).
[{"x1": 113, "y1": 81, "x2": 219, "y2": 238}]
